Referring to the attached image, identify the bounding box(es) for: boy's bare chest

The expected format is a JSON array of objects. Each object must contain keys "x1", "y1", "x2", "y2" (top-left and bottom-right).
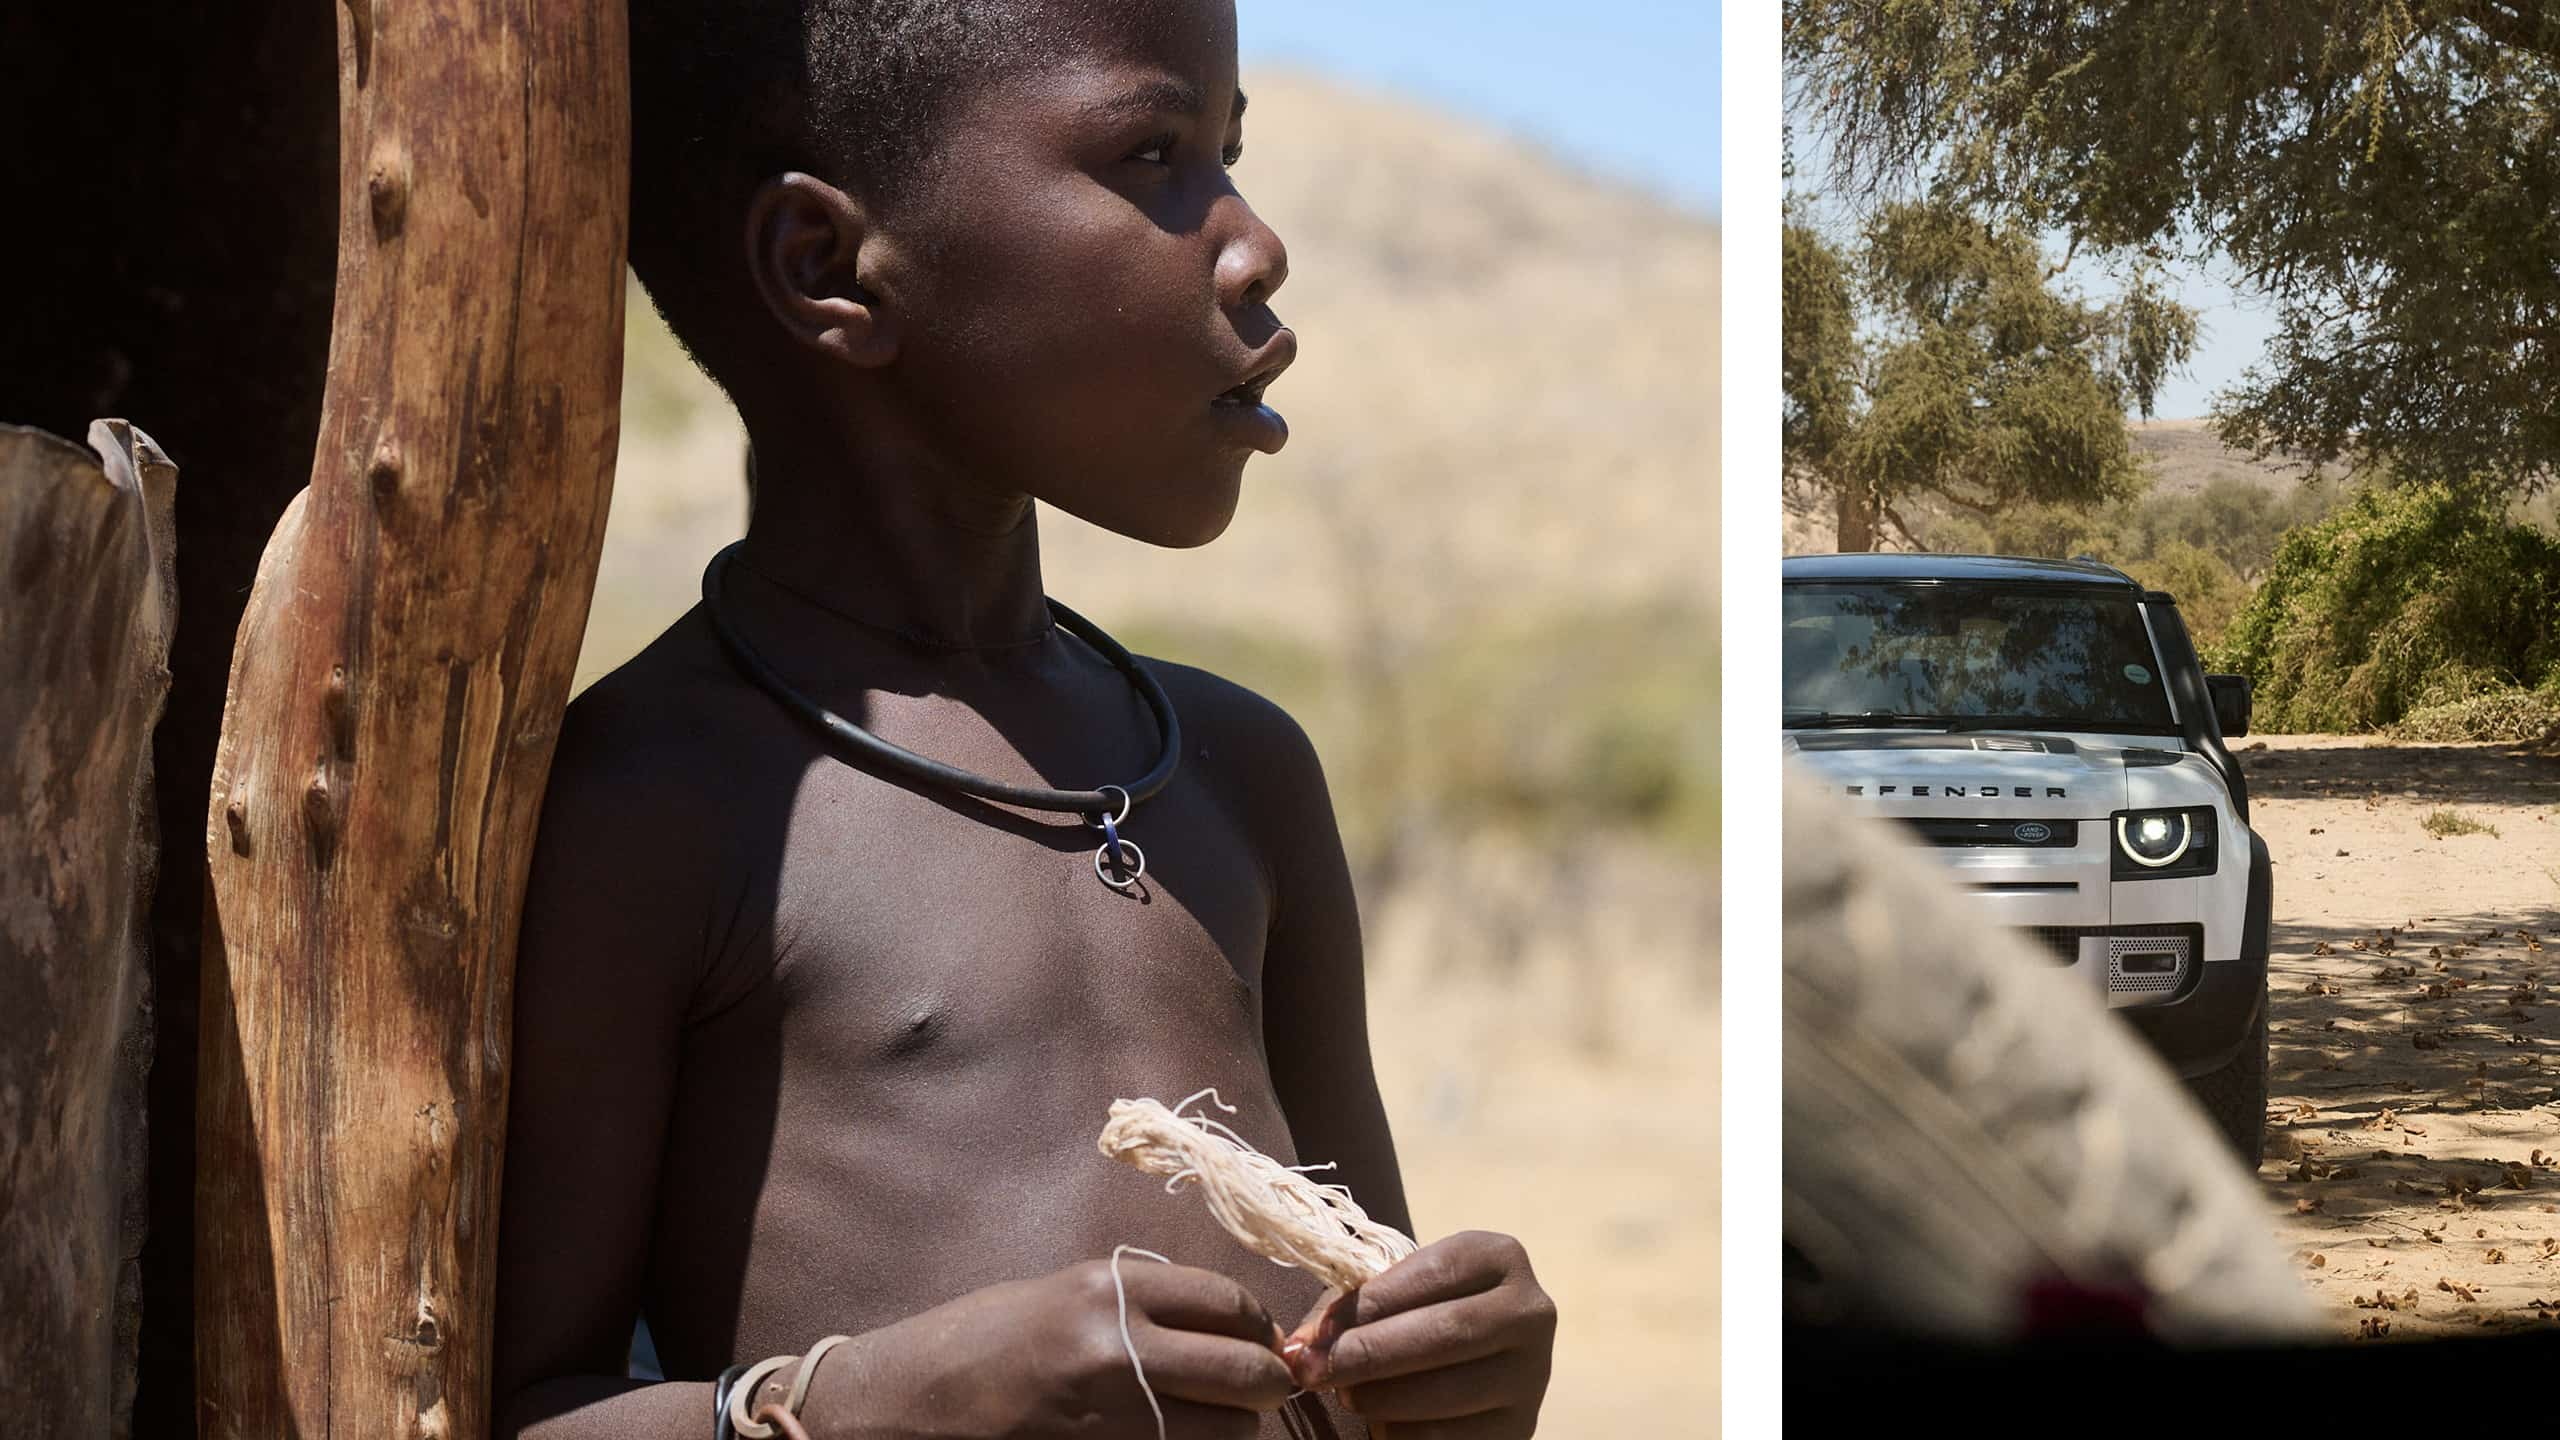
[
  {"x1": 756, "y1": 761, "x2": 1276, "y2": 1074},
  {"x1": 644, "y1": 751, "x2": 1328, "y2": 1389}
]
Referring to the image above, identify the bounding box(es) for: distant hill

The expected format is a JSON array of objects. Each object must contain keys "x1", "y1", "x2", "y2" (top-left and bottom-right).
[{"x1": 2128, "y1": 418, "x2": 2315, "y2": 498}]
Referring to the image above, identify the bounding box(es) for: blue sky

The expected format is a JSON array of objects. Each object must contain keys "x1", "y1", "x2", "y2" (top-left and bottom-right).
[
  {"x1": 2152, "y1": 265, "x2": 2280, "y2": 425},
  {"x1": 1238, "y1": 0, "x2": 1720, "y2": 217}
]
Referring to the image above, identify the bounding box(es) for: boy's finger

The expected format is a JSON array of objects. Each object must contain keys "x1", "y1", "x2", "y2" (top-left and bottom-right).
[
  {"x1": 1134, "y1": 1330, "x2": 1299, "y2": 1410},
  {"x1": 1322, "y1": 1293, "x2": 1511, "y2": 1390},
  {"x1": 1152, "y1": 1397, "x2": 1268, "y2": 1440},
  {"x1": 1348, "y1": 1232, "x2": 1515, "y2": 1327},
  {"x1": 1360, "y1": 1419, "x2": 1520, "y2": 1440},
  {"x1": 1340, "y1": 1350, "x2": 1517, "y2": 1422},
  {"x1": 1114, "y1": 1262, "x2": 1285, "y2": 1346}
]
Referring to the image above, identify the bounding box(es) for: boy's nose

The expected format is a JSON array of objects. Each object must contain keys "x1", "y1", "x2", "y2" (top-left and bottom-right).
[{"x1": 1215, "y1": 196, "x2": 1289, "y2": 312}]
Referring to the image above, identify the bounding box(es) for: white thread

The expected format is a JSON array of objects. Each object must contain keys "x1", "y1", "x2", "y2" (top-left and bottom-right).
[
  {"x1": 1111, "y1": 1244, "x2": 1175, "y2": 1440},
  {"x1": 1098, "y1": 1094, "x2": 1416, "y2": 1293},
  {"x1": 1176, "y1": 1086, "x2": 1237, "y2": 1116}
]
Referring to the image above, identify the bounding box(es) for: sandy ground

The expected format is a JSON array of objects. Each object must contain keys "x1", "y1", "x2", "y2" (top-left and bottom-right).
[
  {"x1": 2246, "y1": 734, "x2": 2560, "y2": 1338},
  {"x1": 1360, "y1": 835, "x2": 1718, "y2": 1433}
]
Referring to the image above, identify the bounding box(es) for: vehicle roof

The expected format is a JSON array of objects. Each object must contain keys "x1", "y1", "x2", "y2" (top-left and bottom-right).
[{"x1": 1782, "y1": 552, "x2": 2146, "y2": 590}]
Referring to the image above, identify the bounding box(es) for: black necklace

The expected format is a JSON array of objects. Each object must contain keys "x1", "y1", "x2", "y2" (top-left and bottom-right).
[{"x1": 700, "y1": 541, "x2": 1180, "y2": 891}]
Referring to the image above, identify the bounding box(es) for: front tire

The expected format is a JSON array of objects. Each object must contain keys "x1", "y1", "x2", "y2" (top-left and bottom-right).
[{"x1": 2182, "y1": 983, "x2": 2269, "y2": 1169}]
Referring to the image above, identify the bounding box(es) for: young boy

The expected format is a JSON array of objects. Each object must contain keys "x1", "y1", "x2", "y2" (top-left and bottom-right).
[{"x1": 492, "y1": 3, "x2": 1556, "y2": 1437}]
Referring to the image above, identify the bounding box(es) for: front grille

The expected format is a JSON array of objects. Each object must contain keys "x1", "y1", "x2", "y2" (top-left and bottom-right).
[
  {"x1": 1902, "y1": 817, "x2": 2079, "y2": 848},
  {"x1": 2022, "y1": 925, "x2": 2094, "y2": 962},
  {"x1": 2017, "y1": 922, "x2": 2205, "y2": 975},
  {"x1": 2106, "y1": 933, "x2": 2192, "y2": 995}
]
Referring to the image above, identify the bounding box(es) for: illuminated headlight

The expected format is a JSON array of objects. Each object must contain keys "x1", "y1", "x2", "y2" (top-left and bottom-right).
[
  {"x1": 2111, "y1": 807, "x2": 2217, "y2": 879},
  {"x1": 2122, "y1": 813, "x2": 2190, "y2": 865}
]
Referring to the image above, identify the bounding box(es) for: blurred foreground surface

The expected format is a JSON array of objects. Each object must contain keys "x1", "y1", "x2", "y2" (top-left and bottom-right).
[{"x1": 580, "y1": 71, "x2": 1720, "y2": 1434}]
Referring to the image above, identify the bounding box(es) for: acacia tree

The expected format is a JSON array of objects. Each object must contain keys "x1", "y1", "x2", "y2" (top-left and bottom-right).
[
  {"x1": 1783, "y1": 196, "x2": 2195, "y2": 550},
  {"x1": 1787, "y1": 0, "x2": 2560, "y2": 495}
]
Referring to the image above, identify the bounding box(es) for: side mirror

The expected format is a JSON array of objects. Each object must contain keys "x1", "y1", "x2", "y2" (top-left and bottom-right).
[{"x1": 2205, "y1": 674, "x2": 2252, "y2": 739}]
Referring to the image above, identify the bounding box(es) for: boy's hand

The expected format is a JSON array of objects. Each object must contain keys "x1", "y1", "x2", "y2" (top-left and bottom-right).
[
  {"x1": 1300, "y1": 1231, "x2": 1556, "y2": 1437},
  {"x1": 848, "y1": 1258, "x2": 1296, "y2": 1439}
]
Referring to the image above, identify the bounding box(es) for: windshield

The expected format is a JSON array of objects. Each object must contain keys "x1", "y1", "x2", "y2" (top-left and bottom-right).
[{"x1": 1782, "y1": 581, "x2": 2178, "y2": 733}]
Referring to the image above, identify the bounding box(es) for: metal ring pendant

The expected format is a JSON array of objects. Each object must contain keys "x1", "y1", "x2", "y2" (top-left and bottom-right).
[
  {"x1": 1088, "y1": 790, "x2": 1147, "y2": 890},
  {"x1": 1093, "y1": 836, "x2": 1147, "y2": 891}
]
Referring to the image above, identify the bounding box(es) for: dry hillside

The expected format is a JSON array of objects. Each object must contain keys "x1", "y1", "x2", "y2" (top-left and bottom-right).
[{"x1": 2129, "y1": 418, "x2": 2313, "y2": 497}]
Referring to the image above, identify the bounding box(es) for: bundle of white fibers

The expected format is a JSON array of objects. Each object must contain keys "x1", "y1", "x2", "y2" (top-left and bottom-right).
[{"x1": 1097, "y1": 1088, "x2": 1416, "y2": 1293}]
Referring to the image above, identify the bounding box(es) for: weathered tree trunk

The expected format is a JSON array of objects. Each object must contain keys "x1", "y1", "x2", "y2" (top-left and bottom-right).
[
  {"x1": 192, "y1": 1, "x2": 628, "y2": 1434},
  {"x1": 0, "y1": 421, "x2": 176, "y2": 1438},
  {"x1": 1833, "y1": 478, "x2": 1878, "y2": 553}
]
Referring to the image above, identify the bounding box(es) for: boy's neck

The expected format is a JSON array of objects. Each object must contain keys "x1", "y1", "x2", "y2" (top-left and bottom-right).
[{"x1": 736, "y1": 423, "x2": 1056, "y2": 654}]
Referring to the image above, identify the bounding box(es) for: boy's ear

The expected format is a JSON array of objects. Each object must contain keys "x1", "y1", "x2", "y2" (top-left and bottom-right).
[{"x1": 744, "y1": 172, "x2": 898, "y2": 370}]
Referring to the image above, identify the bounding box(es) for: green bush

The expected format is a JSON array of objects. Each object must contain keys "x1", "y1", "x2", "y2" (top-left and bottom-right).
[
  {"x1": 2125, "y1": 540, "x2": 2248, "y2": 653},
  {"x1": 2118, "y1": 479, "x2": 2345, "y2": 584},
  {"x1": 2218, "y1": 485, "x2": 2560, "y2": 733},
  {"x1": 2390, "y1": 683, "x2": 2560, "y2": 744}
]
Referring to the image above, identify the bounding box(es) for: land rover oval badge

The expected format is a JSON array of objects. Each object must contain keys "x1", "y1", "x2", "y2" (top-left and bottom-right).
[{"x1": 2013, "y1": 822, "x2": 2053, "y2": 844}]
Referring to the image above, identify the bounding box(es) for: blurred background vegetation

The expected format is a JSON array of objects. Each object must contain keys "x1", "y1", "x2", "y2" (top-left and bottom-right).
[{"x1": 583, "y1": 50, "x2": 1720, "y2": 1438}]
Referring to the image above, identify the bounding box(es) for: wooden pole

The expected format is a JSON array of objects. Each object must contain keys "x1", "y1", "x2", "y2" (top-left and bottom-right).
[
  {"x1": 1, "y1": 421, "x2": 177, "y2": 1438},
  {"x1": 193, "y1": 1, "x2": 627, "y2": 1434}
]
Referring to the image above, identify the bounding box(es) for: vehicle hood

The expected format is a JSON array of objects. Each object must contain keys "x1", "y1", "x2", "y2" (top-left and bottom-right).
[{"x1": 1783, "y1": 731, "x2": 2227, "y2": 818}]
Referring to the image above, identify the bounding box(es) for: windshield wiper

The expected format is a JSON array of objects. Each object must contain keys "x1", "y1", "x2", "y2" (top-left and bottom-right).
[
  {"x1": 1784, "y1": 711, "x2": 1960, "y2": 729},
  {"x1": 1941, "y1": 714, "x2": 2149, "y2": 732}
]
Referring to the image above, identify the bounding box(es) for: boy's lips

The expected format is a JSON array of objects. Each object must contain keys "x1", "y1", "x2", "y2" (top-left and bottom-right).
[{"x1": 1210, "y1": 331, "x2": 1296, "y2": 455}]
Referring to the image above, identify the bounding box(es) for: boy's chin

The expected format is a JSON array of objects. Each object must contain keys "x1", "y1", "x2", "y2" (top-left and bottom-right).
[{"x1": 1049, "y1": 470, "x2": 1244, "y2": 550}]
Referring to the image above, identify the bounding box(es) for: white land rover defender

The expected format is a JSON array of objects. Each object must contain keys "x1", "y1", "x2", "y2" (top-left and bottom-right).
[{"x1": 1782, "y1": 554, "x2": 2273, "y2": 1164}]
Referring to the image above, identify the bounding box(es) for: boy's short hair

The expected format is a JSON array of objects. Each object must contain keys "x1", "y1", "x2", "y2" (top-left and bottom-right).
[{"x1": 628, "y1": 0, "x2": 1037, "y2": 396}]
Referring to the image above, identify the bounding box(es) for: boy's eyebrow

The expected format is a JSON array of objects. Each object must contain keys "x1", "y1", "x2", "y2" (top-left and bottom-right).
[{"x1": 1088, "y1": 79, "x2": 1250, "y2": 126}]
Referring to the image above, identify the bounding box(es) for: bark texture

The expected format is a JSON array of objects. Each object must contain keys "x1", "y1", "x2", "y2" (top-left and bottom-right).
[
  {"x1": 0, "y1": 420, "x2": 178, "y2": 1438},
  {"x1": 192, "y1": 2, "x2": 628, "y2": 1434}
]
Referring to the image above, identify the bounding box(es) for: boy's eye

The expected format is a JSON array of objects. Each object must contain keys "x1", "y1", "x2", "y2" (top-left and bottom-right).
[{"x1": 1122, "y1": 134, "x2": 1243, "y2": 169}]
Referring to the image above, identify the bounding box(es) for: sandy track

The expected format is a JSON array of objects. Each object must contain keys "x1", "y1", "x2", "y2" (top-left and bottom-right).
[{"x1": 2245, "y1": 735, "x2": 2560, "y2": 1338}]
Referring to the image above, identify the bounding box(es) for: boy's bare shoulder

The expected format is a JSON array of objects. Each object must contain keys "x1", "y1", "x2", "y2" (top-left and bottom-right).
[
  {"x1": 517, "y1": 609, "x2": 809, "y2": 1022},
  {"x1": 534, "y1": 609, "x2": 793, "y2": 881},
  {"x1": 1136, "y1": 656, "x2": 1342, "y2": 861},
  {"x1": 1140, "y1": 655, "x2": 1323, "y2": 773}
]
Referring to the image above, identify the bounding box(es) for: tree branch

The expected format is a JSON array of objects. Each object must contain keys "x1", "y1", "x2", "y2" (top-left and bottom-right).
[{"x1": 2447, "y1": 0, "x2": 2560, "y2": 66}]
